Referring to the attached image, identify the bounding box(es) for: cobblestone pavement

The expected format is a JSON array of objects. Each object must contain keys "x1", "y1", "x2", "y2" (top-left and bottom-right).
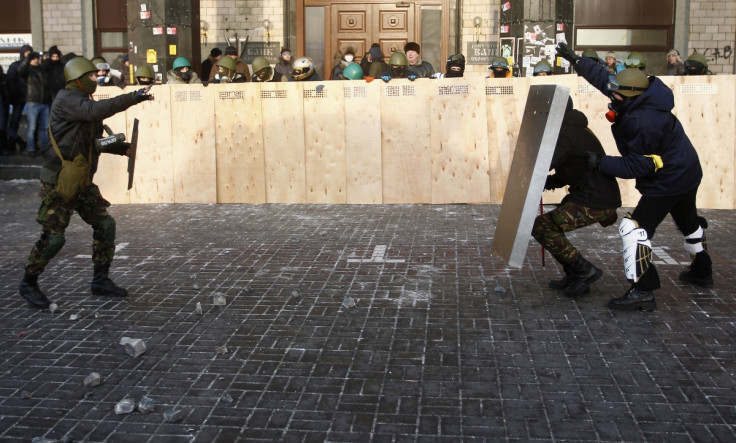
[{"x1": 1, "y1": 179, "x2": 735, "y2": 442}]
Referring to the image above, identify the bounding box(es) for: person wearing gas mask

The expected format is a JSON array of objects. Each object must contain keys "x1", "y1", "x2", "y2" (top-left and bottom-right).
[
  {"x1": 18, "y1": 56, "x2": 154, "y2": 310},
  {"x1": 330, "y1": 47, "x2": 357, "y2": 80},
  {"x1": 91, "y1": 57, "x2": 123, "y2": 87},
  {"x1": 213, "y1": 56, "x2": 248, "y2": 83},
  {"x1": 683, "y1": 53, "x2": 712, "y2": 76},
  {"x1": 166, "y1": 57, "x2": 201, "y2": 84},
  {"x1": 556, "y1": 42, "x2": 713, "y2": 312},
  {"x1": 251, "y1": 57, "x2": 280, "y2": 82},
  {"x1": 379, "y1": 52, "x2": 419, "y2": 82},
  {"x1": 208, "y1": 46, "x2": 250, "y2": 83}
]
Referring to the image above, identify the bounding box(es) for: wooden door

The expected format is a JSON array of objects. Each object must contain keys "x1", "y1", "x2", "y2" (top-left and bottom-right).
[{"x1": 330, "y1": 3, "x2": 415, "y2": 65}]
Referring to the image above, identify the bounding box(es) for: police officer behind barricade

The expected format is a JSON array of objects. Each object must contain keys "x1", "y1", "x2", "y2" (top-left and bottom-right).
[
  {"x1": 556, "y1": 42, "x2": 714, "y2": 311},
  {"x1": 683, "y1": 53, "x2": 711, "y2": 75},
  {"x1": 18, "y1": 56, "x2": 154, "y2": 310}
]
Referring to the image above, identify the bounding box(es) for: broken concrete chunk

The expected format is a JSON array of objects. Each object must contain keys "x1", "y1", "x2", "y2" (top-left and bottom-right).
[
  {"x1": 114, "y1": 398, "x2": 136, "y2": 415},
  {"x1": 163, "y1": 408, "x2": 184, "y2": 423},
  {"x1": 84, "y1": 372, "x2": 101, "y2": 387},
  {"x1": 123, "y1": 338, "x2": 147, "y2": 358},
  {"x1": 138, "y1": 396, "x2": 155, "y2": 414}
]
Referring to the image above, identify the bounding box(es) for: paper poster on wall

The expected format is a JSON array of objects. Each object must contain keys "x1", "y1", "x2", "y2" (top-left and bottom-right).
[
  {"x1": 169, "y1": 45, "x2": 177, "y2": 56},
  {"x1": 146, "y1": 49, "x2": 157, "y2": 64},
  {"x1": 152, "y1": 27, "x2": 163, "y2": 36}
]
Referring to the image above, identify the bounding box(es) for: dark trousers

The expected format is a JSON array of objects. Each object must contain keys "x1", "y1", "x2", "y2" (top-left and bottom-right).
[{"x1": 630, "y1": 186, "x2": 700, "y2": 291}]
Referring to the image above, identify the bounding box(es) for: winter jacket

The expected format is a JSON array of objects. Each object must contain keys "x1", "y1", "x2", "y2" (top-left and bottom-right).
[
  {"x1": 18, "y1": 57, "x2": 51, "y2": 104},
  {"x1": 166, "y1": 70, "x2": 202, "y2": 84},
  {"x1": 408, "y1": 59, "x2": 435, "y2": 78},
  {"x1": 275, "y1": 58, "x2": 292, "y2": 81},
  {"x1": 573, "y1": 56, "x2": 702, "y2": 197},
  {"x1": 40, "y1": 88, "x2": 139, "y2": 184},
  {"x1": 546, "y1": 108, "x2": 621, "y2": 210},
  {"x1": 41, "y1": 58, "x2": 66, "y2": 101},
  {"x1": 6, "y1": 45, "x2": 32, "y2": 105},
  {"x1": 208, "y1": 57, "x2": 251, "y2": 82}
]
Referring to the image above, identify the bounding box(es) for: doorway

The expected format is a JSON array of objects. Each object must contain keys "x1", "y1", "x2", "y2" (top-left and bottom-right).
[{"x1": 302, "y1": 0, "x2": 453, "y2": 79}]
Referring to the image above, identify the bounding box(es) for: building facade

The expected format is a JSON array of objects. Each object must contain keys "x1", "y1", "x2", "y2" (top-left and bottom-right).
[{"x1": 1, "y1": 0, "x2": 734, "y2": 77}]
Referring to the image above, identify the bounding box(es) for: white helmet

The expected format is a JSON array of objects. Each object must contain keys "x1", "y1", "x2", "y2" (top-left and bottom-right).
[{"x1": 291, "y1": 57, "x2": 315, "y2": 80}]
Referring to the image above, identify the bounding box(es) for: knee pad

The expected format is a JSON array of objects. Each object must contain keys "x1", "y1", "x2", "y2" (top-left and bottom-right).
[
  {"x1": 683, "y1": 225, "x2": 705, "y2": 257},
  {"x1": 619, "y1": 215, "x2": 652, "y2": 283},
  {"x1": 95, "y1": 216, "x2": 116, "y2": 244}
]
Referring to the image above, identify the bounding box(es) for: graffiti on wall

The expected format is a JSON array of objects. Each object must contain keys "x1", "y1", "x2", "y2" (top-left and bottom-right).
[{"x1": 694, "y1": 46, "x2": 732, "y2": 62}]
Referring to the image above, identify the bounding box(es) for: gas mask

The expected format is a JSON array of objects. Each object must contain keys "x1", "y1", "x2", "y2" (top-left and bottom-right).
[
  {"x1": 391, "y1": 65, "x2": 407, "y2": 77},
  {"x1": 344, "y1": 54, "x2": 354, "y2": 63},
  {"x1": 177, "y1": 68, "x2": 192, "y2": 81}
]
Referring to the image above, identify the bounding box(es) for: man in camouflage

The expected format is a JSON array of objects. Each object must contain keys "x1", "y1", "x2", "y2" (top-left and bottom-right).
[
  {"x1": 532, "y1": 98, "x2": 621, "y2": 297},
  {"x1": 19, "y1": 56, "x2": 153, "y2": 309}
]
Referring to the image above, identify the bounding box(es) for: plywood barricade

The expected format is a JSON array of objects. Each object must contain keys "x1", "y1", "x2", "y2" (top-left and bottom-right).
[{"x1": 95, "y1": 75, "x2": 736, "y2": 209}]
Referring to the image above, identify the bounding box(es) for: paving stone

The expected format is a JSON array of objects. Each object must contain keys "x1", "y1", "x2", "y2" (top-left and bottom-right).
[{"x1": 1, "y1": 180, "x2": 735, "y2": 441}]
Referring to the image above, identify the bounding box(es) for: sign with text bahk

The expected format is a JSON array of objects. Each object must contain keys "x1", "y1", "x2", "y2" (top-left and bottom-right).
[
  {"x1": 241, "y1": 42, "x2": 281, "y2": 64},
  {"x1": 466, "y1": 42, "x2": 498, "y2": 65}
]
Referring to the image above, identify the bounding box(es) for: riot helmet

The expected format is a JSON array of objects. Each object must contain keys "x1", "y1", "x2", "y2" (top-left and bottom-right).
[
  {"x1": 291, "y1": 57, "x2": 315, "y2": 80},
  {"x1": 64, "y1": 56, "x2": 97, "y2": 82},
  {"x1": 684, "y1": 52, "x2": 708, "y2": 75},
  {"x1": 533, "y1": 60, "x2": 553, "y2": 76},
  {"x1": 624, "y1": 52, "x2": 646, "y2": 70},
  {"x1": 252, "y1": 56, "x2": 273, "y2": 82},
  {"x1": 342, "y1": 62, "x2": 363, "y2": 80},
  {"x1": 608, "y1": 68, "x2": 649, "y2": 98}
]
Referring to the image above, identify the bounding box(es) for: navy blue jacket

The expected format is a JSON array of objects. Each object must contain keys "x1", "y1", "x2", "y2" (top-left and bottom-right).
[{"x1": 574, "y1": 57, "x2": 702, "y2": 197}]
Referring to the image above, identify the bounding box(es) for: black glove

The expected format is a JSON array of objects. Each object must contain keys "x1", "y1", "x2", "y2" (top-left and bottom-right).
[
  {"x1": 586, "y1": 151, "x2": 601, "y2": 171},
  {"x1": 556, "y1": 42, "x2": 580, "y2": 65},
  {"x1": 134, "y1": 86, "x2": 153, "y2": 103}
]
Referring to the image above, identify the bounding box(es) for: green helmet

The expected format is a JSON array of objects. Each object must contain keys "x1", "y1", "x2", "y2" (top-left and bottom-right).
[
  {"x1": 389, "y1": 51, "x2": 408, "y2": 67},
  {"x1": 582, "y1": 49, "x2": 600, "y2": 60},
  {"x1": 342, "y1": 62, "x2": 363, "y2": 80},
  {"x1": 251, "y1": 56, "x2": 270, "y2": 74},
  {"x1": 624, "y1": 52, "x2": 646, "y2": 69},
  {"x1": 172, "y1": 57, "x2": 191, "y2": 70},
  {"x1": 91, "y1": 57, "x2": 109, "y2": 70},
  {"x1": 217, "y1": 55, "x2": 236, "y2": 72},
  {"x1": 684, "y1": 52, "x2": 708, "y2": 75},
  {"x1": 64, "y1": 56, "x2": 97, "y2": 82},
  {"x1": 134, "y1": 64, "x2": 154, "y2": 79},
  {"x1": 489, "y1": 56, "x2": 509, "y2": 69},
  {"x1": 611, "y1": 68, "x2": 649, "y2": 97},
  {"x1": 533, "y1": 60, "x2": 553, "y2": 75}
]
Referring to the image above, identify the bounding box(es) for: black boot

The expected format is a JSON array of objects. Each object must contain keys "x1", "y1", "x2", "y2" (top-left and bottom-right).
[
  {"x1": 679, "y1": 251, "x2": 713, "y2": 287},
  {"x1": 91, "y1": 265, "x2": 128, "y2": 297},
  {"x1": 19, "y1": 272, "x2": 51, "y2": 309},
  {"x1": 563, "y1": 256, "x2": 603, "y2": 297},
  {"x1": 549, "y1": 264, "x2": 573, "y2": 290},
  {"x1": 608, "y1": 286, "x2": 656, "y2": 311}
]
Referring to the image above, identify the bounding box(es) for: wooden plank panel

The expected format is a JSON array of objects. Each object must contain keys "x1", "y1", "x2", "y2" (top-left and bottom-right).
[
  {"x1": 304, "y1": 81, "x2": 347, "y2": 203},
  {"x1": 125, "y1": 86, "x2": 174, "y2": 204},
  {"x1": 170, "y1": 85, "x2": 217, "y2": 203},
  {"x1": 674, "y1": 75, "x2": 734, "y2": 210},
  {"x1": 93, "y1": 87, "x2": 129, "y2": 204},
  {"x1": 381, "y1": 78, "x2": 432, "y2": 203},
  {"x1": 261, "y1": 82, "x2": 306, "y2": 203},
  {"x1": 213, "y1": 84, "x2": 266, "y2": 203},
  {"x1": 429, "y1": 76, "x2": 490, "y2": 203},
  {"x1": 344, "y1": 80, "x2": 382, "y2": 203},
  {"x1": 487, "y1": 77, "x2": 525, "y2": 204}
]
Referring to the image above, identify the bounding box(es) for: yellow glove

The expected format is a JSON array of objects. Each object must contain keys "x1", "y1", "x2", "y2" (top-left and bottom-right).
[{"x1": 644, "y1": 154, "x2": 663, "y2": 172}]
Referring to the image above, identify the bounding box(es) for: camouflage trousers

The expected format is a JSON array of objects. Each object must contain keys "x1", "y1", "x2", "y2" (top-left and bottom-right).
[
  {"x1": 531, "y1": 200, "x2": 617, "y2": 265},
  {"x1": 25, "y1": 182, "x2": 117, "y2": 275}
]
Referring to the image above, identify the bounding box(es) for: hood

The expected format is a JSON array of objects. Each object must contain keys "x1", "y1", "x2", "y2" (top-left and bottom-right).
[
  {"x1": 19, "y1": 44, "x2": 33, "y2": 58},
  {"x1": 562, "y1": 108, "x2": 588, "y2": 128}
]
